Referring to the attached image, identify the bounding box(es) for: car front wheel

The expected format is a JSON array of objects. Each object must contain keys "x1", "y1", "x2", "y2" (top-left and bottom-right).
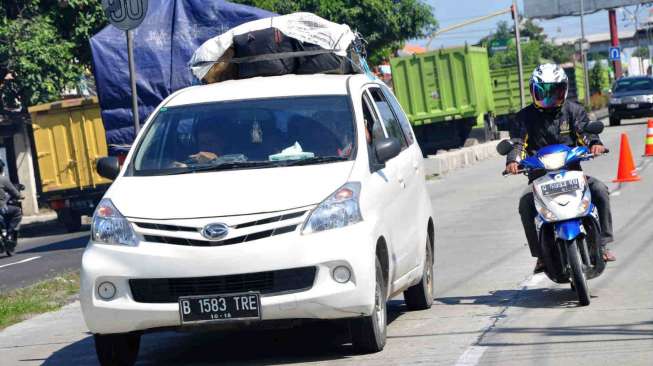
[
  {"x1": 350, "y1": 257, "x2": 387, "y2": 354},
  {"x1": 94, "y1": 332, "x2": 141, "y2": 366},
  {"x1": 609, "y1": 116, "x2": 621, "y2": 126}
]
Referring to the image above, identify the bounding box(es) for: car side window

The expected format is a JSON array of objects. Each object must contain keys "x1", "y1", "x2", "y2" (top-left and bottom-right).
[
  {"x1": 380, "y1": 87, "x2": 415, "y2": 146},
  {"x1": 362, "y1": 94, "x2": 386, "y2": 143},
  {"x1": 369, "y1": 87, "x2": 408, "y2": 149}
]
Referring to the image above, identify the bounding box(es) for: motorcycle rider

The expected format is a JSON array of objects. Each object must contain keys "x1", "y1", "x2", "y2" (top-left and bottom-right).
[
  {"x1": 505, "y1": 64, "x2": 616, "y2": 273},
  {"x1": 0, "y1": 159, "x2": 22, "y2": 243}
]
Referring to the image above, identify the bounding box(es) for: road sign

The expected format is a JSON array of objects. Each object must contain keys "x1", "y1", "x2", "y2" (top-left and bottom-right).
[
  {"x1": 609, "y1": 47, "x2": 621, "y2": 61},
  {"x1": 101, "y1": 0, "x2": 149, "y2": 135},
  {"x1": 101, "y1": 0, "x2": 149, "y2": 31}
]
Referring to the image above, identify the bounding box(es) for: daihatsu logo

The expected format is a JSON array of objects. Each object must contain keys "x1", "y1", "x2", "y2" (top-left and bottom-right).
[{"x1": 201, "y1": 223, "x2": 229, "y2": 240}]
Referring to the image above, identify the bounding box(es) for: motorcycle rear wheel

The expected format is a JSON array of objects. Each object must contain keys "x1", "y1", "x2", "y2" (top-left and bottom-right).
[{"x1": 568, "y1": 240, "x2": 590, "y2": 306}]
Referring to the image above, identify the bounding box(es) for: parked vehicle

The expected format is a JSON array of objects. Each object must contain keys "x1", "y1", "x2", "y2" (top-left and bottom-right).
[
  {"x1": 496, "y1": 122, "x2": 608, "y2": 306},
  {"x1": 81, "y1": 74, "x2": 436, "y2": 365},
  {"x1": 390, "y1": 46, "x2": 497, "y2": 154},
  {"x1": 28, "y1": 97, "x2": 112, "y2": 232},
  {"x1": 0, "y1": 184, "x2": 24, "y2": 257},
  {"x1": 608, "y1": 76, "x2": 653, "y2": 126}
]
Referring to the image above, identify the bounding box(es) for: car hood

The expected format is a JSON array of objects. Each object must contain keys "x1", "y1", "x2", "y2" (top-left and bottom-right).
[
  {"x1": 612, "y1": 90, "x2": 653, "y2": 98},
  {"x1": 108, "y1": 162, "x2": 354, "y2": 219}
]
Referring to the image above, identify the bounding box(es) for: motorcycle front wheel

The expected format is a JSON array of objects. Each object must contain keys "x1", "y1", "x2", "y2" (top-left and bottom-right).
[{"x1": 567, "y1": 240, "x2": 590, "y2": 306}]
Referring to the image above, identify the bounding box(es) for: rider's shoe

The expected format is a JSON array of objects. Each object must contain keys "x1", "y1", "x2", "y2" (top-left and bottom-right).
[
  {"x1": 533, "y1": 259, "x2": 545, "y2": 274},
  {"x1": 603, "y1": 249, "x2": 616, "y2": 262}
]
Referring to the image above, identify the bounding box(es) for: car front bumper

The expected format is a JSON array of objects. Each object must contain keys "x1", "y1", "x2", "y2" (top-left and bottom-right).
[
  {"x1": 609, "y1": 103, "x2": 653, "y2": 119},
  {"x1": 80, "y1": 222, "x2": 378, "y2": 334}
]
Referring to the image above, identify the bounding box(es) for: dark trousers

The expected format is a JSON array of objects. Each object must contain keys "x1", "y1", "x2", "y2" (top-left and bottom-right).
[
  {"x1": 1, "y1": 205, "x2": 22, "y2": 233},
  {"x1": 519, "y1": 176, "x2": 614, "y2": 258}
]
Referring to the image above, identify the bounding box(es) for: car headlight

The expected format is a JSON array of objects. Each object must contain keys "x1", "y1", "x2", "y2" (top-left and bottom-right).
[
  {"x1": 646, "y1": 95, "x2": 653, "y2": 103},
  {"x1": 302, "y1": 182, "x2": 362, "y2": 234},
  {"x1": 539, "y1": 151, "x2": 567, "y2": 170},
  {"x1": 609, "y1": 97, "x2": 621, "y2": 104},
  {"x1": 91, "y1": 198, "x2": 138, "y2": 246}
]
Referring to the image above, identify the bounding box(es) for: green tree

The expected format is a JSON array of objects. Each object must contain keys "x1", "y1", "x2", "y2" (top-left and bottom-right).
[
  {"x1": 0, "y1": 1, "x2": 107, "y2": 112},
  {"x1": 632, "y1": 46, "x2": 649, "y2": 59},
  {"x1": 589, "y1": 61, "x2": 608, "y2": 94},
  {"x1": 231, "y1": 0, "x2": 437, "y2": 64}
]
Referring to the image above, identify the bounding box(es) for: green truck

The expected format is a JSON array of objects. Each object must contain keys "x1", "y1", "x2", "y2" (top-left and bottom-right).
[
  {"x1": 391, "y1": 47, "x2": 587, "y2": 153},
  {"x1": 390, "y1": 45, "x2": 497, "y2": 154}
]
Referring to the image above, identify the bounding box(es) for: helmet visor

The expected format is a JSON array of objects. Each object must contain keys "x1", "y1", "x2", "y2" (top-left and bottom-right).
[{"x1": 531, "y1": 82, "x2": 567, "y2": 109}]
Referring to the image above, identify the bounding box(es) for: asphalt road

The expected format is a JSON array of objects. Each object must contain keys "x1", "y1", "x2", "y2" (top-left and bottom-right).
[
  {"x1": 0, "y1": 223, "x2": 89, "y2": 292},
  {"x1": 0, "y1": 118, "x2": 651, "y2": 366}
]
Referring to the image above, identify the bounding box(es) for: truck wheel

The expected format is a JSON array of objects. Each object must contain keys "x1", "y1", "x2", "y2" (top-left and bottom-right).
[
  {"x1": 404, "y1": 236, "x2": 434, "y2": 310},
  {"x1": 57, "y1": 209, "x2": 82, "y2": 232},
  {"x1": 609, "y1": 116, "x2": 621, "y2": 126},
  {"x1": 567, "y1": 240, "x2": 590, "y2": 306},
  {"x1": 484, "y1": 114, "x2": 499, "y2": 142},
  {"x1": 94, "y1": 332, "x2": 141, "y2": 366},
  {"x1": 350, "y1": 257, "x2": 387, "y2": 354}
]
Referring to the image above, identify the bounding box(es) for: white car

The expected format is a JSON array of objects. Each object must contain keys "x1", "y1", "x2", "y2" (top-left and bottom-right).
[{"x1": 82, "y1": 74, "x2": 435, "y2": 365}]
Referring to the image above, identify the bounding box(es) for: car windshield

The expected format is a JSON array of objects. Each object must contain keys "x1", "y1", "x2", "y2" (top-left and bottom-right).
[
  {"x1": 130, "y1": 95, "x2": 355, "y2": 176},
  {"x1": 614, "y1": 78, "x2": 653, "y2": 92}
]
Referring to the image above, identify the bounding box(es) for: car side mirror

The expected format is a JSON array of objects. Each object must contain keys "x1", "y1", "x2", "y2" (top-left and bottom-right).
[
  {"x1": 584, "y1": 122, "x2": 604, "y2": 135},
  {"x1": 97, "y1": 157, "x2": 121, "y2": 180},
  {"x1": 496, "y1": 139, "x2": 514, "y2": 156},
  {"x1": 374, "y1": 138, "x2": 401, "y2": 164}
]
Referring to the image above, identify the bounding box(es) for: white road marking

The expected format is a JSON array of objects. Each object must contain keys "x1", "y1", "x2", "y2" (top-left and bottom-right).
[
  {"x1": 453, "y1": 273, "x2": 546, "y2": 366},
  {"x1": 0, "y1": 256, "x2": 41, "y2": 269}
]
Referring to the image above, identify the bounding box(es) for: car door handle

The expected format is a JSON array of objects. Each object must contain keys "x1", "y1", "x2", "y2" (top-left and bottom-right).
[{"x1": 398, "y1": 176, "x2": 406, "y2": 188}]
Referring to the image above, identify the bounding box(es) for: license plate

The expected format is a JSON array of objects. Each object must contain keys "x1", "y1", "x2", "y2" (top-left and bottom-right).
[
  {"x1": 627, "y1": 103, "x2": 639, "y2": 109},
  {"x1": 179, "y1": 293, "x2": 261, "y2": 324},
  {"x1": 541, "y1": 179, "x2": 580, "y2": 196}
]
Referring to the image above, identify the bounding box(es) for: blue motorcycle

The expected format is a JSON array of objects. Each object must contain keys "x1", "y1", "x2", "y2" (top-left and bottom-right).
[{"x1": 497, "y1": 122, "x2": 608, "y2": 306}]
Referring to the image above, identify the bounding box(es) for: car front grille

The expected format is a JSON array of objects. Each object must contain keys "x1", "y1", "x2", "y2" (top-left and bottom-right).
[
  {"x1": 142, "y1": 224, "x2": 298, "y2": 247},
  {"x1": 129, "y1": 267, "x2": 317, "y2": 303}
]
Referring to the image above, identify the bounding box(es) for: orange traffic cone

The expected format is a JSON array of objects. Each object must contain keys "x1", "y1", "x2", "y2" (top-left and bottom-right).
[
  {"x1": 645, "y1": 119, "x2": 653, "y2": 157},
  {"x1": 613, "y1": 133, "x2": 641, "y2": 183}
]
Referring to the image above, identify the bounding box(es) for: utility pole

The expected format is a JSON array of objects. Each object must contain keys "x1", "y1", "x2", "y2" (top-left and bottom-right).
[
  {"x1": 580, "y1": 0, "x2": 591, "y2": 106},
  {"x1": 512, "y1": 0, "x2": 525, "y2": 108},
  {"x1": 609, "y1": 9, "x2": 623, "y2": 79}
]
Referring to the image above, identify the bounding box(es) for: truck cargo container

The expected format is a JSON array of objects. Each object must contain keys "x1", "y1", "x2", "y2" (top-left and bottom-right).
[
  {"x1": 28, "y1": 97, "x2": 110, "y2": 231},
  {"x1": 390, "y1": 46, "x2": 497, "y2": 154}
]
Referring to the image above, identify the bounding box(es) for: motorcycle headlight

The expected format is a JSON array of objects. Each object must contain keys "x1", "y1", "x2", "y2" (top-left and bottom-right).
[
  {"x1": 302, "y1": 182, "x2": 362, "y2": 234},
  {"x1": 91, "y1": 198, "x2": 138, "y2": 246},
  {"x1": 538, "y1": 206, "x2": 557, "y2": 222},
  {"x1": 609, "y1": 97, "x2": 621, "y2": 104},
  {"x1": 539, "y1": 151, "x2": 567, "y2": 170}
]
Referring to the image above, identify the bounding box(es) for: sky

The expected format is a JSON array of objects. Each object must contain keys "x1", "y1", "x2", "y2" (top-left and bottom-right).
[{"x1": 423, "y1": 0, "x2": 653, "y2": 49}]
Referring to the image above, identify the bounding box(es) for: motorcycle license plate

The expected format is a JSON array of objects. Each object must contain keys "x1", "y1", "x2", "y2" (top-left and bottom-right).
[
  {"x1": 179, "y1": 293, "x2": 260, "y2": 324},
  {"x1": 626, "y1": 103, "x2": 639, "y2": 109},
  {"x1": 541, "y1": 179, "x2": 580, "y2": 196}
]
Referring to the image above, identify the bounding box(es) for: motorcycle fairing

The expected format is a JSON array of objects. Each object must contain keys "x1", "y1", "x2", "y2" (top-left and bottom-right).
[{"x1": 554, "y1": 219, "x2": 582, "y2": 241}]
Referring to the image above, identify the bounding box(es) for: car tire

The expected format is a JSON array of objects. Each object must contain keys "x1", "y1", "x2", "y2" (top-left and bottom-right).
[
  {"x1": 609, "y1": 116, "x2": 621, "y2": 126},
  {"x1": 94, "y1": 332, "x2": 141, "y2": 366},
  {"x1": 350, "y1": 257, "x2": 387, "y2": 354},
  {"x1": 404, "y1": 237, "x2": 434, "y2": 310}
]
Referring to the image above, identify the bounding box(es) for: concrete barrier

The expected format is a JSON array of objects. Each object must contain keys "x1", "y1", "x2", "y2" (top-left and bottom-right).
[{"x1": 423, "y1": 139, "x2": 502, "y2": 177}]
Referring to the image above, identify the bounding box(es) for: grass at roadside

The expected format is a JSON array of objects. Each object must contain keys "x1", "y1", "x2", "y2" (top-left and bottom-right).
[{"x1": 0, "y1": 271, "x2": 80, "y2": 330}]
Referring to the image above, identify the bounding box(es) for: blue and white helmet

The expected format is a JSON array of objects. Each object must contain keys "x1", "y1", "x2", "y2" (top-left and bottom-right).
[{"x1": 530, "y1": 64, "x2": 568, "y2": 109}]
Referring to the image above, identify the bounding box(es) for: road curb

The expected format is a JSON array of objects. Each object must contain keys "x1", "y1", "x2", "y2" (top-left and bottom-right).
[{"x1": 424, "y1": 140, "x2": 501, "y2": 177}]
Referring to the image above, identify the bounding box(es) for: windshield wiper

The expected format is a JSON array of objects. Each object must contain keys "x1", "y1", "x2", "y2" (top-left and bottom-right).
[
  {"x1": 281, "y1": 156, "x2": 349, "y2": 166},
  {"x1": 166, "y1": 161, "x2": 277, "y2": 175}
]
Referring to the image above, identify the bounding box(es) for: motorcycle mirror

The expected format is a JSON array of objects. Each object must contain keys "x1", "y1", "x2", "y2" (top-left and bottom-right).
[
  {"x1": 584, "y1": 122, "x2": 604, "y2": 135},
  {"x1": 496, "y1": 140, "x2": 514, "y2": 156}
]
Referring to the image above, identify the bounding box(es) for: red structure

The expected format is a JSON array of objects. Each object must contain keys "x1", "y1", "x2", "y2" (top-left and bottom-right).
[{"x1": 609, "y1": 9, "x2": 622, "y2": 79}]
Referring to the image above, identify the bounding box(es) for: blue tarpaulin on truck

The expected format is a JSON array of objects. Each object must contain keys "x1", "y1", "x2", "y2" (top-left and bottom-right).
[{"x1": 90, "y1": 0, "x2": 273, "y2": 154}]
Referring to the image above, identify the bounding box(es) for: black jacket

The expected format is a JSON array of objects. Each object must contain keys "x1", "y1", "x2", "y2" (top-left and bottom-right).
[
  {"x1": 507, "y1": 101, "x2": 602, "y2": 164},
  {"x1": 0, "y1": 175, "x2": 20, "y2": 208}
]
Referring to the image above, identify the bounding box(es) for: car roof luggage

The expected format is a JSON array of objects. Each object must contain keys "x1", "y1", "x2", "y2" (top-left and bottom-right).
[{"x1": 189, "y1": 12, "x2": 368, "y2": 84}]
